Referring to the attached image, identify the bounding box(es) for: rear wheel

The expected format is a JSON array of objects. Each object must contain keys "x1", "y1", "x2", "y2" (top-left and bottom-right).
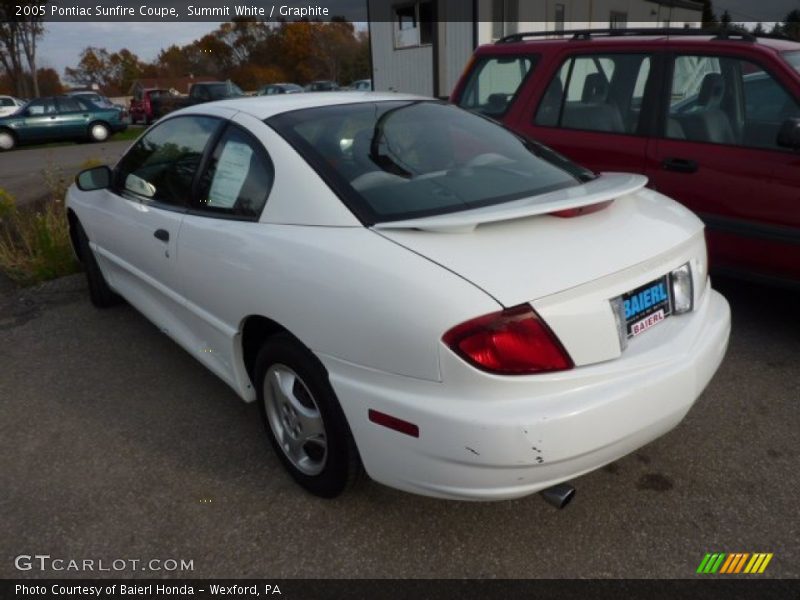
[
  {"x1": 255, "y1": 333, "x2": 361, "y2": 498},
  {"x1": 74, "y1": 220, "x2": 121, "y2": 308},
  {"x1": 0, "y1": 129, "x2": 15, "y2": 151},
  {"x1": 88, "y1": 122, "x2": 110, "y2": 142}
]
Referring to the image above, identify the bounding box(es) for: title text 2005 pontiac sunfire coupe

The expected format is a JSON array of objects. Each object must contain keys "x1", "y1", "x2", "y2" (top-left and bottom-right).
[{"x1": 66, "y1": 93, "x2": 731, "y2": 502}]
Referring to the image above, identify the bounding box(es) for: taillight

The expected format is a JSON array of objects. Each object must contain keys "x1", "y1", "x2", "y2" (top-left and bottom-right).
[
  {"x1": 443, "y1": 305, "x2": 573, "y2": 375},
  {"x1": 550, "y1": 200, "x2": 613, "y2": 218}
]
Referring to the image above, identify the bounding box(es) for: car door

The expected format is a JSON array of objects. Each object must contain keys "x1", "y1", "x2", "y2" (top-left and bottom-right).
[
  {"x1": 18, "y1": 97, "x2": 58, "y2": 141},
  {"x1": 646, "y1": 52, "x2": 800, "y2": 283},
  {"x1": 511, "y1": 50, "x2": 659, "y2": 173},
  {"x1": 55, "y1": 96, "x2": 91, "y2": 138},
  {"x1": 84, "y1": 115, "x2": 224, "y2": 335},
  {"x1": 173, "y1": 114, "x2": 276, "y2": 389}
]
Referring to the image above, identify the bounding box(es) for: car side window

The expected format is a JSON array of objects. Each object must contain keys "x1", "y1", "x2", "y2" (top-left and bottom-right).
[
  {"x1": 195, "y1": 125, "x2": 274, "y2": 219},
  {"x1": 115, "y1": 116, "x2": 221, "y2": 208},
  {"x1": 57, "y1": 97, "x2": 85, "y2": 113},
  {"x1": 26, "y1": 98, "x2": 57, "y2": 115},
  {"x1": 1, "y1": 98, "x2": 14, "y2": 107},
  {"x1": 458, "y1": 55, "x2": 536, "y2": 117},
  {"x1": 534, "y1": 54, "x2": 652, "y2": 135},
  {"x1": 666, "y1": 55, "x2": 800, "y2": 150}
]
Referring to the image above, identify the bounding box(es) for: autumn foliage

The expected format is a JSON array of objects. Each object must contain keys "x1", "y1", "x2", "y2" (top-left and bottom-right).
[{"x1": 60, "y1": 19, "x2": 370, "y2": 95}]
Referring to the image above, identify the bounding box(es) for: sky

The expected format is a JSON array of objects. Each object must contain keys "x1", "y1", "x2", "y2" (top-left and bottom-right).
[{"x1": 36, "y1": 0, "x2": 800, "y2": 80}]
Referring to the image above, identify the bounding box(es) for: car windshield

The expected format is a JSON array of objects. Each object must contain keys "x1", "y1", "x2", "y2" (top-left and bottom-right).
[
  {"x1": 268, "y1": 101, "x2": 593, "y2": 223},
  {"x1": 783, "y1": 51, "x2": 800, "y2": 74}
]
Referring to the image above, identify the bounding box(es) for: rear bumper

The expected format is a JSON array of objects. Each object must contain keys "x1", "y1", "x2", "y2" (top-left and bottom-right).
[{"x1": 323, "y1": 289, "x2": 730, "y2": 501}]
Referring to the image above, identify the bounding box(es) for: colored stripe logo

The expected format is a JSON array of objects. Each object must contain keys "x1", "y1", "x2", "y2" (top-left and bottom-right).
[{"x1": 696, "y1": 553, "x2": 773, "y2": 574}]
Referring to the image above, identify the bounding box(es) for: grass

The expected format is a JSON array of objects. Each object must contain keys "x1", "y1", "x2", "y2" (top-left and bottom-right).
[{"x1": 0, "y1": 160, "x2": 104, "y2": 286}]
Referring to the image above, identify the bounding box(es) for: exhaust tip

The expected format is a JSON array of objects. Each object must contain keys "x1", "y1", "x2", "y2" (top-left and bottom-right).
[{"x1": 540, "y1": 483, "x2": 576, "y2": 509}]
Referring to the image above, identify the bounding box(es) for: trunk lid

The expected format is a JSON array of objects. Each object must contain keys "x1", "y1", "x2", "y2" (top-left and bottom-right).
[{"x1": 374, "y1": 174, "x2": 704, "y2": 308}]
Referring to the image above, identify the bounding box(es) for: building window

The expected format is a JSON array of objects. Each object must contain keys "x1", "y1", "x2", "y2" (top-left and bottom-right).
[
  {"x1": 610, "y1": 11, "x2": 627, "y2": 29},
  {"x1": 394, "y1": 1, "x2": 433, "y2": 48},
  {"x1": 554, "y1": 4, "x2": 566, "y2": 33}
]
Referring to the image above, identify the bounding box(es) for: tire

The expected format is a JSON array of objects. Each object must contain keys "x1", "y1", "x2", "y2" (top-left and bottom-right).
[
  {"x1": 0, "y1": 129, "x2": 15, "y2": 151},
  {"x1": 255, "y1": 333, "x2": 361, "y2": 498},
  {"x1": 74, "y1": 220, "x2": 122, "y2": 308},
  {"x1": 88, "y1": 122, "x2": 110, "y2": 142}
]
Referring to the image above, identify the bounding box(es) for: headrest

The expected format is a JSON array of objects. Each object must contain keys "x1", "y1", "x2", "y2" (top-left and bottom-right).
[
  {"x1": 582, "y1": 73, "x2": 609, "y2": 103},
  {"x1": 698, "y1": 73, "x2": 725, "y2": 106}
]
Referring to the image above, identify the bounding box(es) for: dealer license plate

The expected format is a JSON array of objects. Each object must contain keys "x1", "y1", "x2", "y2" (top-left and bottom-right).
[{"x1": 620, "y1": 275, "x2": 672, "y2": 338}]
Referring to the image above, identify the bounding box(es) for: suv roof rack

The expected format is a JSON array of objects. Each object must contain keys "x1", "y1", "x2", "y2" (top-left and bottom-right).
[{"x1": 497, "y1": 27, "x2": 759, "y2": 44}]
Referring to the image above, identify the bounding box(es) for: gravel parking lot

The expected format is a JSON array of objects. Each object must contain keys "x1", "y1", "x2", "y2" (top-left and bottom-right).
[{"x1": 0, "y1": 273, "x2": 797, "y2": 579}]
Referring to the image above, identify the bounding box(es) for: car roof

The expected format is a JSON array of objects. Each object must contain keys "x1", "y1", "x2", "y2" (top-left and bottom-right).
[{"x1": 183, "y1": 91, "x2": 426, "y2": 120}]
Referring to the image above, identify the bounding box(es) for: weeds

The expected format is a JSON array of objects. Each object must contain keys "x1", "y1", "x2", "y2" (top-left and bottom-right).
[{"x1": 0, "y1": 159, "x2": 102, "y2": 285}]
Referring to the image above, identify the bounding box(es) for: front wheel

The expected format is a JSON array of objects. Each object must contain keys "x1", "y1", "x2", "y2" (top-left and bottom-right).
[
  {"x1": 255, "y1": 334, "x2": 361, "y2": 498},
  {"x1": 88, "y1": 122, "x2": 110, "y2": 142}
]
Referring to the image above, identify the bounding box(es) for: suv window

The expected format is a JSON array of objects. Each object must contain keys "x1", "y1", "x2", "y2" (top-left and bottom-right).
[
  {"x1": 459, "y1": 55, "x2": 536, "y2": 117},
  {"x1": 115, "y1": 116, "x2": 221, "y2": 207},
  {"x1": 195, "y1": 125, "x2": 274, "y2": 219},
  {"x1": 535, "y1": 54, "x2": 652, "y2": 134},
  {"x1": 666, "y1": 55, "x2": 800, "y2": 149}
]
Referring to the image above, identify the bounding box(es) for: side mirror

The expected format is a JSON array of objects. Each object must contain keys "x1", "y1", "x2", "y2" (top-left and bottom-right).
[
  {"x1": 76, "y1": 165, "x2": 112, "y2": 191},
  {"x1": 777, "y1": 118, "x2": 800, "y2": 150}
]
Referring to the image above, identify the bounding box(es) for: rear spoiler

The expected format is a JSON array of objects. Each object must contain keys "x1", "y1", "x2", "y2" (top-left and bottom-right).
[{"x1": 372, "y1": 173, "x2": 648, "y2": 233}]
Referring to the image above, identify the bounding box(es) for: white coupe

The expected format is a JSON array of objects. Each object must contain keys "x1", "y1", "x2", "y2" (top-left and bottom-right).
[{"x1": 66, "y1": 93, "x2": 731, "y2": 503}]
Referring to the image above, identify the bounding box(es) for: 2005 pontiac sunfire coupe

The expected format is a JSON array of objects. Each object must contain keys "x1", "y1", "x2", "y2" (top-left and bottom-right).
[{"x1": 66, "y1": 92, "x2": 731, "y2": 501}]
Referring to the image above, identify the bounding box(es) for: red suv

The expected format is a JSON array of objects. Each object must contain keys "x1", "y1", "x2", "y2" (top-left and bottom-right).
[{"x1": 452, "y1": 29, "x2": 800, "y2": 287}]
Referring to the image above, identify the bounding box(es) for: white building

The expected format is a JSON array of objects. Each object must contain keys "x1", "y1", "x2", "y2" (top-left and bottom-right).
[{"x1": 368, "y1": 0, "x2": 703, "y2": 97}]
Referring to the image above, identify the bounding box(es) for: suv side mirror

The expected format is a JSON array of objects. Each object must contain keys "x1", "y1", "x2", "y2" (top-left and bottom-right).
[
  {"x1": 76, "y1": 165, "x2": 112, "y2": 191},
  {"x1": 777, "y1": 118, "x2": 800, "y2": 150}
]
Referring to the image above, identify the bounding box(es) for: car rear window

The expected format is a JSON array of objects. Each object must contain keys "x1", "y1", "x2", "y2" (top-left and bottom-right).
[
  {"x1": 458, "y1": 55, "x2": 536, "y2": 117},
  {"x1": 268, "y1": 100, "x2": 592, "y2": 224}
]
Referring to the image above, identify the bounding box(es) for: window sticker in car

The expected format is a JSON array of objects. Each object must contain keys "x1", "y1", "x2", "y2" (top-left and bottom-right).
[{"x1": 207, "y1": 141, "x2": 253, "y2": 208}]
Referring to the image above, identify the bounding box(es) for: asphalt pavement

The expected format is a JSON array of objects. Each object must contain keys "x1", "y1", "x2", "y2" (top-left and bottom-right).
[
  {"x1": 0, "y1": 140, "x2": 132, "y2": 206},
  {"x1": 0, "y1": 274, "x2": 797, "y2": 578}
]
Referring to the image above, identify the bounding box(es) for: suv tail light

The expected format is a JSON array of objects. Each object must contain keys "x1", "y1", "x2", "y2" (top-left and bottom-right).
[{"x1": 443, "y1": 305, "x2": 573, "y2": 375}]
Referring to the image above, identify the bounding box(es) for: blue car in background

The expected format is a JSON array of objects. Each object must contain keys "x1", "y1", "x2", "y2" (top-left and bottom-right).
[{"x1": 0, "y1": 95, "x2": 128, "y2": 151}]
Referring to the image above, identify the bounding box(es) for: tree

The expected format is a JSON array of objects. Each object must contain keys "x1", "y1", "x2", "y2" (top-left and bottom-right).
[
  {"x1": 16, "y1": 17, "x2": 43, "y2": 96},
  {"x1": 157, "y1": 45, "x2": 192, "y2": 78},
  {"x1": 0, "y1": 1, "x2": 44, "y2": 96},
  {"x1": 107, "y1": 48, "x2": 143, "y2": 94},
  {"x1": 783, "y1": 10, "x2": 800, "y2": 41},
  {"x1": 218, "y1": 18, "x2": 270, "y2": 65},
  {"x1": 310, "y1": 21, "x2": 357, "y2": 83},
  {"x1": 64, "y1": 47, "x2": 113, "y2": 89},
  {"x1": 700, "y1": 0, "x2": 717, "y2": 29},
  {"x1": 752, "y1": 22, "x2": 765, "y2": 36},
  {"x1": 34, "y1": 67, "x2": 61, "y2": 94}
]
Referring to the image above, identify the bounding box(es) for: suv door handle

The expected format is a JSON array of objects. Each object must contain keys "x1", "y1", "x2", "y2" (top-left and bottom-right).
[
  {"x1": 154, "y1": 229, "x2": 169, "y2": 242},
  {"x1": 662, "y1": 157, "x2": 698, "y2": 173}
]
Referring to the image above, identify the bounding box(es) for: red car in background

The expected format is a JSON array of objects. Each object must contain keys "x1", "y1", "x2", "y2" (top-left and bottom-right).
[
  {"x1": 129, "y1": 88, "x2": 169, "y2": 125},
  {"x1": 451, "y1": 29, "x2": 800, "y2": 287}
]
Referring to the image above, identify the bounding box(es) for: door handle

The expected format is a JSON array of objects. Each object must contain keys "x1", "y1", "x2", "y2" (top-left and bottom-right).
[
  {"x1": 153, "y1": 229, "x2": 169, "y2": 242},
  {"x1": 662, "y1": 157, "x2": 698, "y2": 173}
]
